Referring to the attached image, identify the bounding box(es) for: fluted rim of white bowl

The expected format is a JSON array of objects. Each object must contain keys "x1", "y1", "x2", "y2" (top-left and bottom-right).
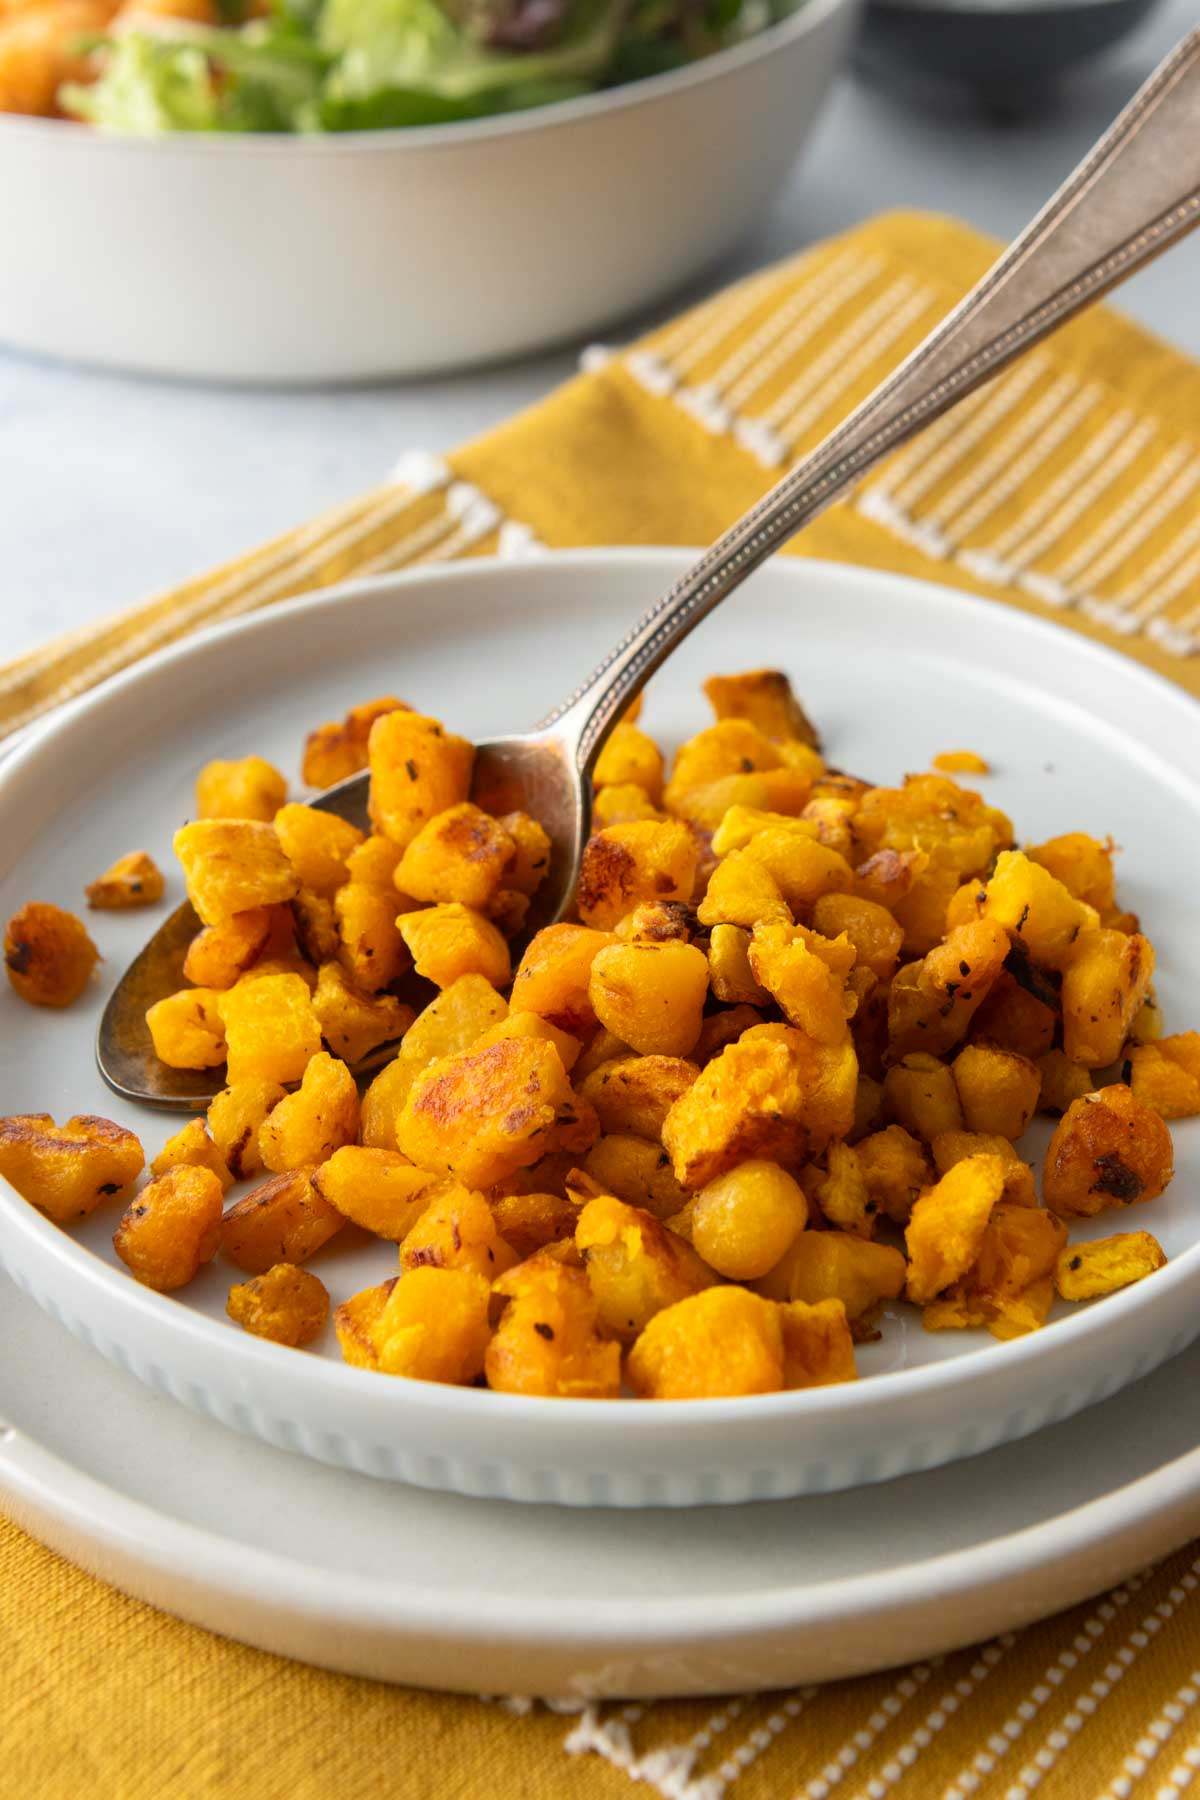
[{"x1": 1, "y1": 548, "x2": 1198, "y2": 1435}]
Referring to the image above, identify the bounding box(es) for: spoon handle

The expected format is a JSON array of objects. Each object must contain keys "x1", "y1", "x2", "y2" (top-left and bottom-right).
[{"x1": 546, "y1": 27, "x2": 1200, "y2": 772}]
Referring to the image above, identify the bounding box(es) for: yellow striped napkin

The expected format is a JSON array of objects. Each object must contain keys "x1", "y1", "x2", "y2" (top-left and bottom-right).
[{"x1": 5, "y1": 209, "x2": 1200, "y2": 1800}]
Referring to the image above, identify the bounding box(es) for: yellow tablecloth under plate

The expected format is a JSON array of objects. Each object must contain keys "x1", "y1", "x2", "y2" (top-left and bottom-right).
[{"x1": 4, "y1": 211, "x2": 1200, "y2": 1799}]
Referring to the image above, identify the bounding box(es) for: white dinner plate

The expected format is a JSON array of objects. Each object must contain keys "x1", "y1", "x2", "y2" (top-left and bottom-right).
[
  {"x1": 1, "y1": 551, "x2": 1198, "y2": 1507},
  {"x1": 3, "y1": 1267, "x2": 1199, "y2": 1698}
]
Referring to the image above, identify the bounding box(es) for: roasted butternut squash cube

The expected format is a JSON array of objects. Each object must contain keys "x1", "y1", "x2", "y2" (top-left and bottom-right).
[
  {"x1": 195, "y1": 755, "x2": 287, "y2": 823},
  {"x1": 711, "y1": 807, "x2": 817, "y2": 856},
  {"x1": 367, "y1": 711, "x2": 474, "y2": 849},
  {"x1": 886, "y1": 919, "x2": 1011, "y2": 1058},
  {"x1": 345, "y1": 834, "x2": 404, "y2": 887},
  {"x1": 572, "y1": 1027, "x2": 629, "y2": 1082},
  {"x1": 854, "y1": 1125, "x2": 931, "y2": 1225},
  {"x1": 854, "y1": 774, "x2": 1008, "y2": 878},
  {"x1": 814, "y1": 1142, "x2": 874, "y2": 1239},
  {"x1": 890, "y1": 866, "x2": 965, "y2": 957},
  {"x1": 1061, "y1": 928, "x2": 1155, "y2": 1067},
  {"x1": 0, "y1": 1112, "x2": 143, "y2": 1223},
  {"x1": 884, "y1": 1053, "x2": 964, "y2": 1142},
  {"x1": 811, "y1": 893, "x2": 902, "y2": 983},
  {"x1": 576, "y1": 820, "x2": 698, "y2": 931},
  {"x1": 578, "y1": 1054, "x2": 699, "y2": 1141},
  {"x1": 497, "y1": 811, "x2": 552, "y2": 895},
  {"x1": 334, "y1": 879, "x2": 412, "y2": 993},
  {"x1": 704, "y1": 668, "x2": 820, "y2": 748},
  {"x1": 334, "y1": 1278, "x2": 396, "y2": 1370},
  {"x1": 666, "y1": 720, "x2": 786, "y2": 811},
  {"x1": 763, "y1": 1232, "x2": 905, "y2": 1327},
  {"x1": 398, "y1": 1037, "x2": 580, "y2": 1189},
  {"x1": 662, "y1": 1024, "x2": 856, "y2": 1189},
  {"x1": 983, "y1": 850, "x2": 1098, "y2": 971},
  {"x1": 470, "y1": 1010, "x2": 582, "y2": 1074},
  {"x1": 931, "y1": 750, "x2": 989, "y2": 775},
  {"x1": 1028, "y1": 832, "x2": 1116, "y2": 915},
  {"x1": 487, "y1": 1251, "x2": 621, "y2": 1398},
  {"x1": 627, "y1": 1287, "x2": 783, "y2": 1398},
  {"x1": 358, "y1": 977, "x2": 510, "y2": 1148},
  {"x1": 314, "y1": 1146, "x2": 441, "y2": 1240},
  {"x1": 174, "y1": 820, "x2": 297, "y2": 927},
  {"x1": 372, "y1": 1266, "x2": 492, "y2": 1382},
  {"x1": 1055, "y1": 1231, "x2": 1166, "y2": 1301},
  {"x1": 613, "y1": 900, "x2": 694, "y2": 945},
  {"x1": 207, "y1": 1079, "x2": 286, "y2": 1181},
  {"x1": 707, "y1": 923, "x2": 768, "y2": 1005},
  {"x1": 594, "y1": 721, "x2": 665, "y2": 802},
  {"x1": 779, "y1": 1297, "x2": 857, "y2": 1387},
  {"x1": 945, "y1": 879, "x2": 989, "y2": 934},
  {"x1": 258, "y1": 1052, "x2": 359, "y2": 1173},
  {"x1": 587, "y1": 940, "x2": 708, "y2": 1058},
  {"x1": 952, "y1": 1042, "x2": 1041, "y2": 1140},
  {"x1": 592, "y1": 785, "x2": 661, "y2": 827},
  {"x1": 217, "y1": 973, "x2": 321, "y2": 1086},
  {"x1": 303, "y1": 696, "x2": 409, "y2": 789},
  {"x1": 183, "y1": 905, "x2": 291, "y2": 990},
  {"x1": 394, "y1": 803, "x2": 516, "y2": 909},
  {"x1": 273, "y1": 803, "x2": 363, "y2": 897},
  {"x1": 931, "y1": 1130, "x2": 1036, "y2": 1207},
  {"x1": 4, "y1": 901, "x2": 99, "y2": 1008},
  {"x1": 410, "y1": 974, "x2": 512, "y2": 1064},
  {"x1": 854, "y1": 847, "x2": 929, "y2": 913},
  {"x1": 115, "y1": 1165, "x2": 224, "y2": 1291},
  {"x1": 290, "y1": 887, "x2": 340, "y2": 966},
  {"x1": 851, "y1": 1073, "x2": 885, "y2": 1140},
  {"x1": 311, "y1": 961, "x2": 411, "y2": 1066},
  {"x1": 799, "y1": 796, "x2": 856, "y2": 860},
  {"x1": 694, "y1": 1005, "x2": 764, "y2": 1065},
  {"x1": 690, "y1": 1158, "x2": 808, "y2": 1279},
  {"x1": 696, "y1": 850, "x2": 790, "y2": 930},
  {"x1": 151, "y1": 1117, "x2": 232, "y2": 1193},
  {"x1": 971, "y1": 1203, "x2": 1067, "y2": 1301},
  {"x1": 220, "y1": 1168, "x2": 344, "y2": 1273},
  {"x1": 576, "y1": 1193, "x2": 716, "y2": 1341},
  {"x1": 968, "y1": 970, "x2": 1057, "y2": 1060},
  {"x1": 905, "y1": 1153, "x2": 1007, "y2": 1303},
  {"x1": 1043, "y1": 1085, "x2": 1173, "y2": 1218},
  {"x1": 399, "y1": 1183, "x2": 516, "y2": 1280},
  {"x1": 227, "y1": 1264, "x2": 329, "y2": 1348},
  {"x1": 145, "y1": 985, "x2": 227, "y2": 1070},
  {"x1": 488, "y1": 1190, "x2": 580, "y2": 1259},
  {"x1": 398, "y1": 903, "x2": 511, "y2": 990},
  {"x1": 669, "y1": 769, "x2": 814, "y2": 831},
  {"x1": 740, "y1": 830, "x2": 855, "y2": 916},
  {"x1": 1129, "y1": 1034, "x2": 1200, "y2": 1119},
  {"x1": 748, "y1": 921, "x2": 852, "y2": 1045},
  {"x1": 85, "y1": 850, "x2": 165, "y2": 911},
  {"x1": 511, "y1": 923, "x2": 615, "y2": 1034},
  {"x1": 1036, "y1": 1049, "x2": 1094, "y2": 1117},
  {"x1": 581, "y1": 1133, "x2": 691, "y2": 1220}
]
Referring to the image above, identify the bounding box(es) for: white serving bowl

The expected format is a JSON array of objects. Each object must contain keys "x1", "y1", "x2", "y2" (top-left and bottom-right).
[
  {"x1": 1, "y1": 551, "x2": 1198, "y2": 1508},
  {"x1": 0, "y1": 0, "x2": 858, "y2": 384}
]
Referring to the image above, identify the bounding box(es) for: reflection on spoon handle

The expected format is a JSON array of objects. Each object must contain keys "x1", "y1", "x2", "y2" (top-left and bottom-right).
[{"x1": 545, "y1": 27, "x2": 1200, "y2": 772}]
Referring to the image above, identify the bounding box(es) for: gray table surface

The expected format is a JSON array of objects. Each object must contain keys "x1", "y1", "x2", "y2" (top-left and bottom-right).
[{"x1": 4, "y1": 0, "x2": 1197, "y2": 663}]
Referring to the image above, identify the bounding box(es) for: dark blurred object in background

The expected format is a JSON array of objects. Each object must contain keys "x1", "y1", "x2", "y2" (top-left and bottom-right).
[{"x1": 859, "y1": 0, "x2": 1165, "y2": 117}]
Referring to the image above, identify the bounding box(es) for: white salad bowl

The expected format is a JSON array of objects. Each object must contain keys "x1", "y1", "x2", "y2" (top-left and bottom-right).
[
  {"x1": 1, "y1": 551, "x2": 1199, "y2": 1507},
  {"x1": 0, "y1": 0, "x2": 858, "y2": 384}
]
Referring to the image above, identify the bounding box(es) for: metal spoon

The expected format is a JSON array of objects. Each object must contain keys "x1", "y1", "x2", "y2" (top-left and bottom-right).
[{"x1": 100, "y1": 29, "x2": 1200, "y2": 1110}]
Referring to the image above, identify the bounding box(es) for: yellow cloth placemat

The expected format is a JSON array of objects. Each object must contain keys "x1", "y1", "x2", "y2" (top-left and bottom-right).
[{"x1": 5, "y1": 210, "x2": 1200, "y2": 1799}]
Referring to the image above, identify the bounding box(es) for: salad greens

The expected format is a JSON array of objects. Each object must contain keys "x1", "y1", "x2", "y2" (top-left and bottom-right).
[{"x1": 60, "y1": 0, "x2": 784, "y2": 133}]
